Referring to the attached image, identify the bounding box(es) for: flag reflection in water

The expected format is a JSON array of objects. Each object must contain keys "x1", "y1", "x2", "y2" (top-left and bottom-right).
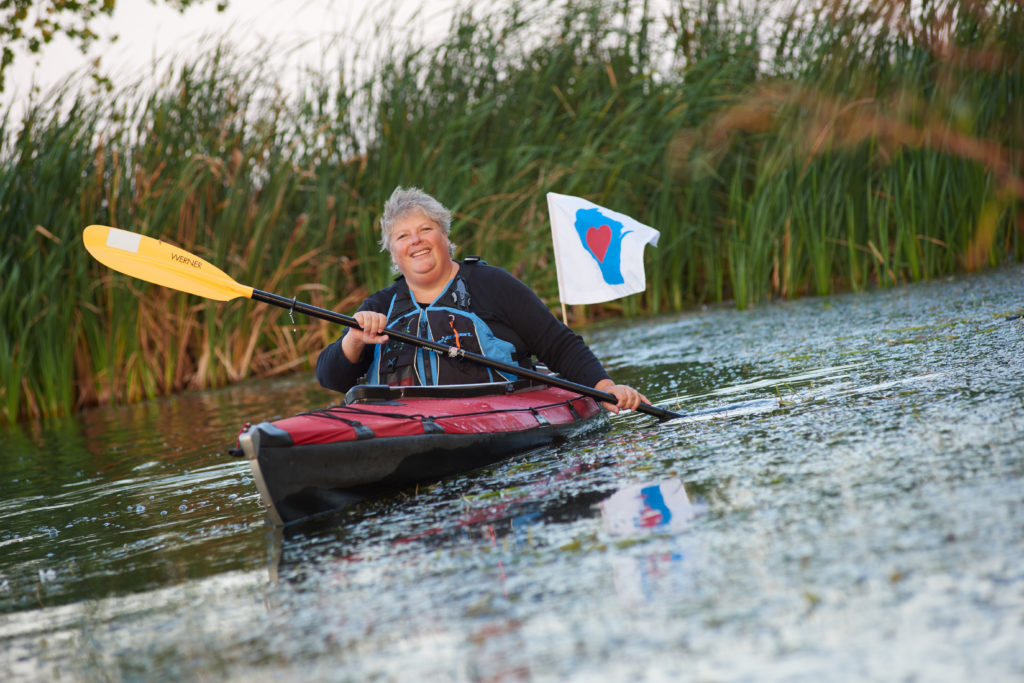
[{"x1": 600, "y1": 479, "x2": 700, "y2": 605}]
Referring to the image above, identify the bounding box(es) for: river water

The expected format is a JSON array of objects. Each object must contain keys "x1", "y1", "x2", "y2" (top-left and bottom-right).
[{"x1": 2, "y1": 266, "x2": 1023, "y2": 681}]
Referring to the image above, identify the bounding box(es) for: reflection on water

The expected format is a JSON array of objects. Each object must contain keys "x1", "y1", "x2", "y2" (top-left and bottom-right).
[
  {"x1": 600, "y1": 479, "x2": 698, "y2": 536},
  {"x1": 2, "y1": 265, "x2": 1024, "y2": 680},
  {"x1": 600, "y1": 479, "x2": 699, "y2": 608}
]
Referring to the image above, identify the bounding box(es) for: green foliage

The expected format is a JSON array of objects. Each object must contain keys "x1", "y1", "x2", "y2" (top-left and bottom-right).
[
  {"x1": 1, "y1": 0, "x2": 1022, "y2": 422},
  {"x1": 0, "y1": 0, "x2": 228, "y2": 92}
]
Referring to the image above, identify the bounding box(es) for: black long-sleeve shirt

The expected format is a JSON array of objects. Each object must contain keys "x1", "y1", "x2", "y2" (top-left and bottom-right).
[{"x1": 315, "y1": 262, "x2": 610, "y2": 393}]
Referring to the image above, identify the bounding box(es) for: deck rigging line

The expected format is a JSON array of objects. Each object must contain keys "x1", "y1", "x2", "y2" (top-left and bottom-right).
[{"x1": 300, "y1": 397, "x2": 587, "y2": 425}]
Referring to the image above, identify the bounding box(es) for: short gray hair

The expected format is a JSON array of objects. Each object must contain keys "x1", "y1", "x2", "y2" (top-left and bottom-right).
[{"x1": 379, "y1": 186, "x2": 456, "y2": 257}]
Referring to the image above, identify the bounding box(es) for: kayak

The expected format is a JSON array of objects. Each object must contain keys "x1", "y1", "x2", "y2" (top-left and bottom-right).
[{"x1": 233, "y1": 378, "x2": 607, "y2": 525}]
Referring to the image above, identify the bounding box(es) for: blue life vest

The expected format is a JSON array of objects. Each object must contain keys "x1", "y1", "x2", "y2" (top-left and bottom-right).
[{"x1": 366, "y1": 261, "x2": 519, "y2": 386}]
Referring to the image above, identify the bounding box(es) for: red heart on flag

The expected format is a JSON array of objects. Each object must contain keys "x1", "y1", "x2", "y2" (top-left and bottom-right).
[{"x1": 586, "y1": 224, "x2": 612, "y2": 262}]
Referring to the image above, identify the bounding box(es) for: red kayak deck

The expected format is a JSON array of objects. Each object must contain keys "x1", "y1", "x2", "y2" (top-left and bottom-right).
[{"x1": 281, "y1": 384, "x2": 600, "y2": 444}]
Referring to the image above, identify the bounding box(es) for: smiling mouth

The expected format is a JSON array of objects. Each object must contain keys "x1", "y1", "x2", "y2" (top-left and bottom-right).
[{"x1": 411, "y1": 248, "x2": 431, "y2": 258}]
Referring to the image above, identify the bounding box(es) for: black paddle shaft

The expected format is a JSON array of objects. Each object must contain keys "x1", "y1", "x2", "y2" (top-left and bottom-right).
[{"x1": 252, "y1": 289, "x2": 683, "y2": 422}]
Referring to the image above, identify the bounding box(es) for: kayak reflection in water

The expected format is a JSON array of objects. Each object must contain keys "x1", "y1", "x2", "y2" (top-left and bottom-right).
[{"x1": 315, "y1": 186, "x2": 649, "y2": 413}]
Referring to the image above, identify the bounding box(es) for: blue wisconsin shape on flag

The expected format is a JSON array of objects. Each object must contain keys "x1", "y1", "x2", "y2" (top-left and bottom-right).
[
  {"x1": 574, "y1": 207, "x2": 631, "y2": 285},
  {"x1": 547, "y1": 192, "x2": 661, "y2": 305}
]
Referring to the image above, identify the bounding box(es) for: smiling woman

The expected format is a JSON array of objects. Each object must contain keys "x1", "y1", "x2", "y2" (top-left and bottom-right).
[
  {"x1": 382, "y1": 187, "x2": 458, "y2": 300},
  {"x1": 314, "y1": 186, "x2": 650, "y2": 412},
  {"x1": 389, "y1": 213, "x2": 456, "y2": 296}
]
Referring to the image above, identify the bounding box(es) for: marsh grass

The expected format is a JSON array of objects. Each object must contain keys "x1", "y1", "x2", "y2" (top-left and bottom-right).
[{"x1": 1, "y1": 0, "x2": 1021, "y2": 422}]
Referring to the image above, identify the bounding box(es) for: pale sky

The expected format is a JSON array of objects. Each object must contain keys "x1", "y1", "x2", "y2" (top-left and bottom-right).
[
  {"x1": 4, "y1": 0, "x2": 462, "y2": 112},
  {"x1": 5, "y1": 0, "x2": 682, "y2": 114}
]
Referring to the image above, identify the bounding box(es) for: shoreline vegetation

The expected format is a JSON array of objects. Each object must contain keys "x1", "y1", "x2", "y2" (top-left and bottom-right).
[{"x1": 1, "y1": 0, "x2": 1021, "y2": 424}]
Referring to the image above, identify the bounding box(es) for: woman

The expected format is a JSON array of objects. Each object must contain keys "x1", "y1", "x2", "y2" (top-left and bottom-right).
[{"x1": 315, "y1": 186, "x2": 649, "y2": 413}]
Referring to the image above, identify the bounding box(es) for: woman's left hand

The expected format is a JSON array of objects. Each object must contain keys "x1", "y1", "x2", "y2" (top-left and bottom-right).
[{"x1": 594, "y1": 379, "x2": 650, "y2": 413}]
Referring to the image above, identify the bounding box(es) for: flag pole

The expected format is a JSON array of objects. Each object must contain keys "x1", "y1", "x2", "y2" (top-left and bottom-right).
[{"x1": 548, "y1": 193, "x2": 570, "y2": 326}]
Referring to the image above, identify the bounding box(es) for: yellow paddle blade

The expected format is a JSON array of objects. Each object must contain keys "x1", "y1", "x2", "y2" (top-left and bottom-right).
[{"x1": 83, "y1": 225, "x2": 254, "y2": 302}]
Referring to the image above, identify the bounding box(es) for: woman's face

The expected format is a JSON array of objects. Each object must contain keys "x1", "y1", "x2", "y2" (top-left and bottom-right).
[{"x1": 389, "y1": 210, "x2": 452, "y2": 284}]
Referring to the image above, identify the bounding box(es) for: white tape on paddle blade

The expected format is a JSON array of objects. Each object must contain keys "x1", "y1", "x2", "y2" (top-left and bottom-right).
[{"x1": 106, "y1": 228, "x2": 142, "y2": 253}]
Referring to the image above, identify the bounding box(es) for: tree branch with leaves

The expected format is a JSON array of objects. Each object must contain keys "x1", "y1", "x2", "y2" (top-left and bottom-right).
[{"x1": 0, "y1": 0, "x2": 228, "y2": 92}]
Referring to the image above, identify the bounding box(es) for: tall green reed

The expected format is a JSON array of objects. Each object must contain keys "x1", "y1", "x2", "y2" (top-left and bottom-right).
[{"x1": 1, "y1": 0, "x2": 1021, "y2": 422}]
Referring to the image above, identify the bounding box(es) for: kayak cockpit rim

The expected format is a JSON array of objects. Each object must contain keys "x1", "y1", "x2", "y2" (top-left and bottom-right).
[{"x1": 343, "y1": 377, "x2": 542, "y2": 404}]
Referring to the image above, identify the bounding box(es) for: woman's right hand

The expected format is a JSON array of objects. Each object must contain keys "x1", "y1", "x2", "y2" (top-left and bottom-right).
[{"x1": 341, "y1": 311, "x2": 390, "y2": 362}]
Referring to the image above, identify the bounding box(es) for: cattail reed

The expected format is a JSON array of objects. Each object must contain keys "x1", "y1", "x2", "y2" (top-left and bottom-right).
[{"x1": 1, "y1": 0, "x2": 1020, "y2": 422}]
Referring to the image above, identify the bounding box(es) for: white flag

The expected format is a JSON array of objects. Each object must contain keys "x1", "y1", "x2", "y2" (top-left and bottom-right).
[{"x1": 547, "y1": 192, "x2": 660, "y2": 305}]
